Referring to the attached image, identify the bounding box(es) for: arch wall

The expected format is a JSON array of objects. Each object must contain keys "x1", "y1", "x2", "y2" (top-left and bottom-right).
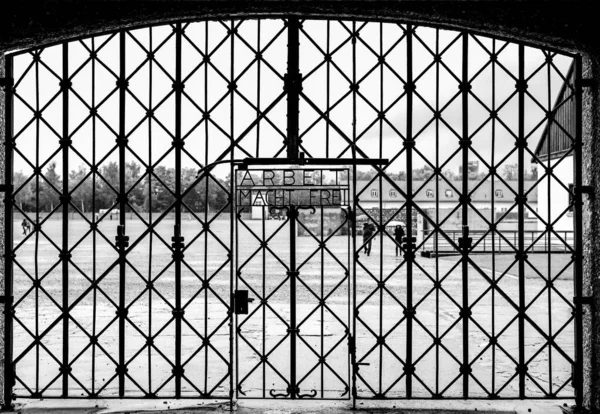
[{"x1": 0, "y1": 1, "x2": 598, "y2": 410}]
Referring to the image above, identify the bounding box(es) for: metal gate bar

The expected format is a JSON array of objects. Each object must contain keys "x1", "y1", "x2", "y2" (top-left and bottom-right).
[
  {"x1": 405, "y1": 24, "x2": 415, "y2": 398},
  {"x1": 517, "y1": 42, "x2": 526, "y2": 399},
  {"x1": 117, "y1": 30, "x2": 127, "y2": 397},
  {"x1": 460, "y1": 32, "x2": 469, "y2": 398}
]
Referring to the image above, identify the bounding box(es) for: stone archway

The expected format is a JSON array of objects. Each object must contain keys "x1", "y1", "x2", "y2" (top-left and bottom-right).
[{"x1": 1, "y1": 1, "x2": 599, "y2": 411}]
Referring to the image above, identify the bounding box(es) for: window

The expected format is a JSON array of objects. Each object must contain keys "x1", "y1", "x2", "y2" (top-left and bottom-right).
[
  {"x1": 371, "y1": 189, "x2": 378, "y2": 198},
  {"x1": 389, "y1": 190, "x2": 397, "y2": 198},
  {"x1": 445, "y1": 189, "x2": 453, "y2": 198},
  {"x1": 426, "y1": 189, "x2": 434, "y2": 198},
  {"x1": 495, "y1": 189, "x2": 504, "y2": 198}
]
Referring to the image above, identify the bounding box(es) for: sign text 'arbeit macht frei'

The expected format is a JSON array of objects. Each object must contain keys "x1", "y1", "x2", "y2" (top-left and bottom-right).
[{"x1": 236, "y1": 168, "x2": 350, "y2": 207}]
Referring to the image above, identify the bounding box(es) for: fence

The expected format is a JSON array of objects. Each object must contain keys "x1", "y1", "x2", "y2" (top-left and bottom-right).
[{"x1": 421, "y1": 229, "x2": 574, "y2": 254}]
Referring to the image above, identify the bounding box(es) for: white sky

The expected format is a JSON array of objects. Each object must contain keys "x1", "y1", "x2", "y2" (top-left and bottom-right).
[{"x1": 9, "y1": 19, "x2": 574, "y2": 180}]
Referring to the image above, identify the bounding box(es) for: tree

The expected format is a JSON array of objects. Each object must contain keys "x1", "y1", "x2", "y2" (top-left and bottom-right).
[
  {"x1": 413, "y1": 165, "x2": 434, "y2": 180},
  {"x1": 13, "y1": 171, "x2": 35, "y2": 212},
  {"x1": 500, "y1": 163, "x2": 538, "y2": 181},
  {"x1": 96, "y1": 161, "x2": 119, "y2": 210},
  {"x1": 69, "y1": 165, "x2": 92, "y2": 213},
  {"x1": 501, "y1": 163, "x2": 518, "y2": 180},
  {"x1": 125, "y1": 161, "x2": 145, "y2": 212},
  {"x1": 39, "y1": 162, "x2": 62, "y2": 212}
]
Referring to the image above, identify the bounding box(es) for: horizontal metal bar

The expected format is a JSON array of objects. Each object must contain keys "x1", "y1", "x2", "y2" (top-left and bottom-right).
[
  {"x1": 242, "y1": 158, "x2": 389, "y2": 166},
  {"x1": 0, "y1": 184, "x2": 13, "y2": 192}
]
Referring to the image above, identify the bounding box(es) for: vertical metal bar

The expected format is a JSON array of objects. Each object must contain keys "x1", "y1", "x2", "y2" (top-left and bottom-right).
[
  {"x1": 234, "y1": 196, "x2": 240, "y2": 399},
  {"x1": 320, "y1": 205, "x2": 324, "y2": 397},
  {"x1": 545, "y1": 50, "x2": 553, "y2": 397},
  {"x1": 256, "y1": 20, "x2": 261, "y2": 158},
  {"x1": 230, "y1": 19, "x2": 237, "y2": 402},
  {"x1": 405, "y1": 23, "x2": 414, "y2": 398},
  {"x1": 287, "y1": 16, "x2": 300, "y2": 398},
  {"x1": 3, "y1": 54, "x2": 15, "y2": 410},
  {"x1": 174, "y1": 22, "x2": 183, "y2": 399},
  {"x1": 573, "y1": 54, "x2": 584, "y2": 408},
  {"x1": 346, "y1": 177, "x2": 351, "y2": 400},
  {"x1": 147, "y1": 27, "x2": 154, "y2": 395},
  {"x1": 378, "y1": 21, "x2": 384, "y2": 397},
  {"x1": 228, "y1": 18, "x2": 236, "y2": 404},
  {"x1": 91, "y1": 36, "x2": 98, "y2": 396},
  {"x1": 262, "y1": 203, "x2": 266, "y2": 397},
  {"x1": 326, "y1": 21, "x2": 330, "y2": 159},
  {"x1": 118, "y1": 30, "x2": 127, "y2": 398},
  {"x1": 434, "y1": 28, "x2": 440, "y2": 396},
  {"x1": 289, "y1": 206, "x2": 297, "y2": 399},
  {"x1": 461, "y1": 32, "x2": 470, "y2": 398},
  {"x1": 490, "y1": 38, "x2": 497, "y2": 396},
  {"x1": 350, "y1": 20, "x2": 358, "y2": 408},
  {"x1": 34, "y1": 48, "x2": 40, "y2": 396},
  {"x1": 287, "y1": 17, "x2": 300, "y2": 159},
  {"x1": 61, "y1": 41, "x2": 70, "y2": 397},
  {"x1": 230, "y1": 162, "x2": 235, "y2": 402},
  {"x1": 517, "y1": 43, "x2": 526, "y2": 399}
]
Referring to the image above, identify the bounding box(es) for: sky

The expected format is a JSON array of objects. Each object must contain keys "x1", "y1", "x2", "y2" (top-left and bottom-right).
[{"x1": 9, "y1": 18, "x2": 575, "y2": 181}]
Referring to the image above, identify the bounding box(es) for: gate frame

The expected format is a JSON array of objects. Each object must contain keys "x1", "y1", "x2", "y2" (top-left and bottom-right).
[{"x1": 0, "y1": 15, "x2": 585, "y2": 409}]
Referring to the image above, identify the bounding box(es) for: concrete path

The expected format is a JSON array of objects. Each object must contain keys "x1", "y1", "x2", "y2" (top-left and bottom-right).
[{"x1": 13, "y1": 398, "x2": 575, "y2": 414}]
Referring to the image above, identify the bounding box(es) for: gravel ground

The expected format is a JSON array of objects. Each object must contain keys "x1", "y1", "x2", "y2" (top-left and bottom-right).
[{"x1": 9, "y1": 218, "x2": 575, "y2": 400}]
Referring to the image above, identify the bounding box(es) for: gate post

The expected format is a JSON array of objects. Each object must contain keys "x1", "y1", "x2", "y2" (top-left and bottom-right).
[
  {"x1": 580, "y1": 53, "x2": 598, "y2": 412},
  {"x1": 0, "y1": 53, "x2": 14, "y2": 411}
]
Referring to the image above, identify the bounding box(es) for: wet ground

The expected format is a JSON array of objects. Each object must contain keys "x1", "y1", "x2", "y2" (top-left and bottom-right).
[
  {"x1": 10, "y1": 218, "x2": 575, "y2": 402},
  {"x1": 12, "y1": 398, "x2": 575, "y2": 414}
]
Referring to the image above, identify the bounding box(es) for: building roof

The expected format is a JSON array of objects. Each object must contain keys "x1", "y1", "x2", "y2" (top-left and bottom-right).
[
  {"x1": 356, "y1": 179, "x2": 538, "y2": 203},
  {"x1": 533, "y1": 61, "x2": 576, "y2": 162}
]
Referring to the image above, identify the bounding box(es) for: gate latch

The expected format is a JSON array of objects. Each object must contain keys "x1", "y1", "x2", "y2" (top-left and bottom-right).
[{"x1": 233, "y1": 290, "x2": 255, "y2": 315}]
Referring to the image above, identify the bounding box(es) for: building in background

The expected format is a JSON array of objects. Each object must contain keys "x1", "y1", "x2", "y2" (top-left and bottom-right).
[
  {"x1": 356, "y1": 179, "x2": 538, "y2": 230},
  {"x1": 533, "y1": 62, "x2": 576, "y2": 232}
]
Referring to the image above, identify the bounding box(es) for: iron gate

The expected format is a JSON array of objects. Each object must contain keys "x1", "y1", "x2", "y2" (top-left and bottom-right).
[
  {"x1": 235, "y1": 198, "x2": 351, "y2": 399},
  {"x1": 2, "y1": 16, "x2": 583, "y2": 407}
]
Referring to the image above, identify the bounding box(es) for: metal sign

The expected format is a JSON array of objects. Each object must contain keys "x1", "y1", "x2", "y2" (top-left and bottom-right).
[{"x1": 236, "y1": 168, "x2": 350, "y2": 207}]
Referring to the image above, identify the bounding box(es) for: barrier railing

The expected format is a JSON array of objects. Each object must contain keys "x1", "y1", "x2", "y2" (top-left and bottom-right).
[{"x1": 421, "y1": 229, "x2": 574, "y2": 254}]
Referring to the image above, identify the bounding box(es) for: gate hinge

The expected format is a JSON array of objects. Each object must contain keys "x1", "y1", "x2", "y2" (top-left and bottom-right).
[
  {"x1": 580, "y1": 185, "x2": 594, "y2": 199},
  {"x1": 0, "y1": 295, "x2": 13, "y2": 304},
  {"x1": 574, "y1": 296, "x2": 594, "y2": 306},
  {"x1": 0, "y1": 184, "x2": 13, "y2": 193},
  {"x1": 576, "y1": 78, "x2": 596, "y2": 89},
  {"x1": 569, "y1": 184, "x2": 594, "y2": 211},
  {"x1": 0, "y1": 77, "x2": 14, "y2": 91}
]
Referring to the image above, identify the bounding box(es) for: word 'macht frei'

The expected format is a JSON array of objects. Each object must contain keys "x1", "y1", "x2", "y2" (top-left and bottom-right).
[{"x1": 236, "y1": 168, "x2": 350, "y2": 207}]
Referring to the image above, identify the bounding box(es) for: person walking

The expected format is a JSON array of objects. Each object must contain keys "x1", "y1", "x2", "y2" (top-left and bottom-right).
[
  {"x1": 21, "y1": 218, "x2": 29, "y2": 235},
  {"x1": 394, "y1": 224, "x2": 405, "y2": 257},
  {"x1": 362, "y1": 222, "x2": 374, "y2": 256}
]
